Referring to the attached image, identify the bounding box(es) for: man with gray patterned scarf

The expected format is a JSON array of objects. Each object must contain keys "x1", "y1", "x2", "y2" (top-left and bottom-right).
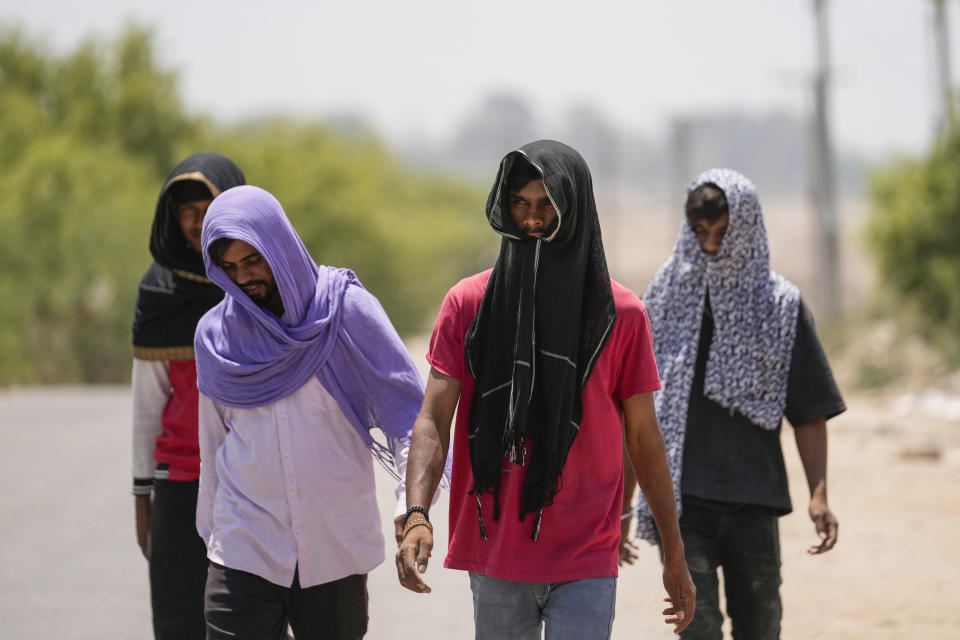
[{"x1": 621, "y1": 169, "x2": 845, "y2": 639}]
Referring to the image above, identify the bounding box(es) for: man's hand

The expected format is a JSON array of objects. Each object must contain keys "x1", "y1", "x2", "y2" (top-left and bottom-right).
[
  {"x1": 135, "y1": 494, "x2": 151, "y2": 559},
  {"x1": 807, "y1": 495, "x2": 838, "y2": 554},
  {"x1": 395, "y1": 526, "x2": 433, "y2": 593},
  {"x1": 794, "y1": 418, "x2": 836, "y2": 554},
  {"x1": 393, "y1": 514, "x2": 405, "y2": 546},
  {"x1": 618, "y1": 513, "x2": 639, "y2": 566},
  {"x1": 662, "y1": 552, "x2": 696, "y2": 633}
]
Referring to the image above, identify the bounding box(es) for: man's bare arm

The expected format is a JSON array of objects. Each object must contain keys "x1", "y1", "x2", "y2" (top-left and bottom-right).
[
  {"x1": 135, "y1": 495, "x2": 151, "y2": 559},
  {"x1": 794, "y1": 417, "x2": 837, "y2": 554},
  {"x1": 622, "y1": 392, "x2": 695, "y2": 634},
  {"x1": 396, "y1": 367, "x2": 461, "y2": 594},
  {"x1": 619, "y1": 434, "x2": 640, "y2": 566}
]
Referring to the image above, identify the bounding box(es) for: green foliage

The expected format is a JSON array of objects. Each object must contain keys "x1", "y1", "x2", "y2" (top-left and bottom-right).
[
  {"x1": 0, "y1": 26, "x2": 491, "y2": 384},
  {"x1": 867, "y1": 125, "x2": 960, "y2": 354}
]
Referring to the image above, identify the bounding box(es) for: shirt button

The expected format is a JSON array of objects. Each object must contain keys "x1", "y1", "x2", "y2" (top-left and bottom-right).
[{"x1": 283, "y1": 450, "x2": 290, "y2": 457}]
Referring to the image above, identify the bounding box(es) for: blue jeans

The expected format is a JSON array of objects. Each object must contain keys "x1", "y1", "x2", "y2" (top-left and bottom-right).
[{"x1": 468, "y1": 572, "x2": 616, "y2": 640}]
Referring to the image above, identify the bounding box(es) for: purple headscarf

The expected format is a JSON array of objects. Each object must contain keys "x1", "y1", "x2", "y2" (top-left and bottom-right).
[{"x1": 194, "y1": 185, "x2": 423, "y2": 476}]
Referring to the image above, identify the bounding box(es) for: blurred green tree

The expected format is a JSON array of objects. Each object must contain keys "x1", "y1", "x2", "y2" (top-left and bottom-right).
[
  {"x1": 0, "y1": 26, "x2": 491, "y2": 384},
  {"x1": 868, "y1": 124, "x2": 960, "y2": 352},
  {"x1": 0, "y1": 27, "x2": 181, "y2": 383}
]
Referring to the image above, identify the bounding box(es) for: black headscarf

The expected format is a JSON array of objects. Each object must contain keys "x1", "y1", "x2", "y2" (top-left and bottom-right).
[
  {"x1": 464, "y1": 140, "x2": 617, "y2": 540},
  {"x1": 132, "y1": 153, "x2": 245, "y2": 359}
]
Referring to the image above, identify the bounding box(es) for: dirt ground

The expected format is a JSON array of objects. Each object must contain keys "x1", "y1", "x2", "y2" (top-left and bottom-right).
[{"x1": 616, "y1": 391, "x2": 960, "y2": 638}]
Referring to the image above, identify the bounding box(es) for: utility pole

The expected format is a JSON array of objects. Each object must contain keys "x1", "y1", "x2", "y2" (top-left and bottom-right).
[
  {"x1": 933, "y1": 0, "x2": 954, "y2": 134},
  {"x1": 670, "y1": 117, "x2": 693, "y2": 216},
  {"x1": 811, "y1": 0, "x2": 840, "y2": 320}
]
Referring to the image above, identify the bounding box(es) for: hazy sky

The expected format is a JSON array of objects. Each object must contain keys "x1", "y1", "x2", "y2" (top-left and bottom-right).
[{"x1": 3, "y1": 0, "x2": 958, "y2": 159}]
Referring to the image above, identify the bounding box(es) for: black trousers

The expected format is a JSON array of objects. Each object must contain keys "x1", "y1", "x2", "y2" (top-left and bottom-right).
[
  {"x1": 205, "y1": 563, "x2": 368, "y2": 640},
  {"x1": 150, "y1": 478, "x2": 208, "y2": 640},
  {"x1": 661, "y1": 498, "x2": 783, "y2": 640}
]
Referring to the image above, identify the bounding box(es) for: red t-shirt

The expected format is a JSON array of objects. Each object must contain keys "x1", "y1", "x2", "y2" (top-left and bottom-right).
[
  {"x1": 155, "y1": 359, "x2": 202, "y2": 481},
  {"x1": 427, "y1": 269, "x2": 660, "y2": 582}
]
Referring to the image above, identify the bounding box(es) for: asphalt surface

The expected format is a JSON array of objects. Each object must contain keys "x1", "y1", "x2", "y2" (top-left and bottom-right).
[{"x1": 0, "y1": 385, "x2": 674, "y2": 640}]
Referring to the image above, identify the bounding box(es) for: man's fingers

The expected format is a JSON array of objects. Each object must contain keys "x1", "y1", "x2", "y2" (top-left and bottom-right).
[
  {"x1": 393, "y1": 515, "x2": 405, "y2": 547},
  {"x1": 677, "y1": 588, "x2": 695, "y2": 633},
  {"x1": 404, "y1": 557, "x2": 431, "y2": 593},
  {"x1": 665, "y1": 599, "x2": 693, "y2": 633},
  {"x1": 395, "y1": 539, "x2": 432, "y2": 593},
  {"x1": 395, "y1": 545, "x2": 430, "y2": 593},
  {"x1": 808, "y1": 515, "x2": 838, "y2": 554},
  {"x1": 394, "y1": 551, "x2": 406, "y2": 584},
  {"x1": 663, "y1": 602, "x2": 684, "y2": 624},
  {"x1": 415, "y1": 533, "x2": 433, "y2": 572},
  {"x1": 824, "y1": 518, "x2": 838, "y2": 549},
  {"x1": 662, "y1": 583, "x2": 695, "y2": 633},
  {"x1": 618, "y1": 539, "x2": 639, "y2": 566}
]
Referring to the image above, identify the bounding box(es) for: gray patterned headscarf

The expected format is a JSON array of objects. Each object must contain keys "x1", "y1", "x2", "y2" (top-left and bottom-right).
[{"x1": 634, "y1": 168, "x2": 800, "y2": 543}]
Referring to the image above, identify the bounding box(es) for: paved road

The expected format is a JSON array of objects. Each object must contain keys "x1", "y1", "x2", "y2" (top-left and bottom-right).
[
  {"x1": 0, "y1": 385, "x2": 674, "y2": 639},
  {"x1": 7, "y1": 383, "x2": 959, "y2": 638}
]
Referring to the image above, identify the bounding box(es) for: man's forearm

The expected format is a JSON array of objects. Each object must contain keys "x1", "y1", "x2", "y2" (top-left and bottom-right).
[
  {"x1": 626, "y1": 433, "x2": 683, "y2": 558},
  {"x1": 621, "y1": 437, "x2": 638, "y2": 513},
  {"x1": 405, "y1": 416, "x2": 449, "y2": 511},
  {"x1": 794, "y1": 418, "x2": 828, "y2": 499}
]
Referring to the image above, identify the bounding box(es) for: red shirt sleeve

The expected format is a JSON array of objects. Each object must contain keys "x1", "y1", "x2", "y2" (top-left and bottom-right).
[
  {"x1": 614, "y1": 299, "x2": 661, "y2": 401},
  {"x1": 427, "y1": 286, "x2": 467, "y2": 382}
]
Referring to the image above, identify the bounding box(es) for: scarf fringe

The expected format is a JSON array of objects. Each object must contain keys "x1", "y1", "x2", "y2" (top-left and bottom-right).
[
  {"x1": 476, "y1": 493, "x2": 488, "y2": 541},
  {"x1": 505, "y1": 433, "x2": 526, "y2": 466},
  {"x1": 369, "y1": 440, "x2": 401, "y2": 482},
  {"x1": 530, "y1": 507, "x2": 543, "y2": 541}
]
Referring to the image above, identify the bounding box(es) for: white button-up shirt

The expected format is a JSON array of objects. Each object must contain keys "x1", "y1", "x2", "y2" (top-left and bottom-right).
[{"x1": 196, "y1": 376, "x2": 409, "y2": 588}]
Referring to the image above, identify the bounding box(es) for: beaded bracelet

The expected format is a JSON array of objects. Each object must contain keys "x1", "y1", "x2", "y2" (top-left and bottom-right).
[
  {"x1": 403, "y1": 505, "x2": 430, "y2": 526},
  {"x1": 402, "y1": 516, "x2": 433, "y2": 539}
]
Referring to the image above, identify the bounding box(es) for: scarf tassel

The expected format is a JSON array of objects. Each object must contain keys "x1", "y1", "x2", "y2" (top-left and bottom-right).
[
  {"x1": 505, "y1": 434, "x2": 526, "y2": 466},
  {"x1": 476, "y1": 493, "x2": 488, "y2": 541},
  {"x1": 530, "y1": 507, "x2": 544, "y2": 542}
]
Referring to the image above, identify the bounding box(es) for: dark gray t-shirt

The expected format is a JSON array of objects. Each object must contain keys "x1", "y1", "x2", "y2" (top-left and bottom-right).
[{"x1": 680, "y1": 294, "x2": 846, "y2": 514}]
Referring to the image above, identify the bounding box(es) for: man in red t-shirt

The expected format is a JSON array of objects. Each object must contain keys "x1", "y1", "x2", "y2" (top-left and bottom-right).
[{"x1": 396, "y1": 140, "x2": 695, "y2": 638}]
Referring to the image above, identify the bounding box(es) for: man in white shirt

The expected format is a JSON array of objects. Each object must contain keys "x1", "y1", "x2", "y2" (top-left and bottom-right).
[{"x1": 193, "y1": 185, "x2": 423, "y2": 640}]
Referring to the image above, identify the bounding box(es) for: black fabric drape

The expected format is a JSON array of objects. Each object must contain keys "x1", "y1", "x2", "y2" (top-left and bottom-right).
[
  {"x1": 132, "y1": 153, "x2": 245, "y2": 352},
  {"x1": 464, "y1": 140, "x2": 616, "y2": 539}
]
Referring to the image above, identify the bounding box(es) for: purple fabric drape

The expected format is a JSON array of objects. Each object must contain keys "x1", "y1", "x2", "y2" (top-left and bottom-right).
[{"x1": 194, "y1": 186, "x2": 423, "y2": 472}]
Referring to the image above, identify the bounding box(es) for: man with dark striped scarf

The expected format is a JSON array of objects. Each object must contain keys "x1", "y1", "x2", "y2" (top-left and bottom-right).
[{"x1": 396, "y1": 140, "x2": 695, "y2": 638}]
